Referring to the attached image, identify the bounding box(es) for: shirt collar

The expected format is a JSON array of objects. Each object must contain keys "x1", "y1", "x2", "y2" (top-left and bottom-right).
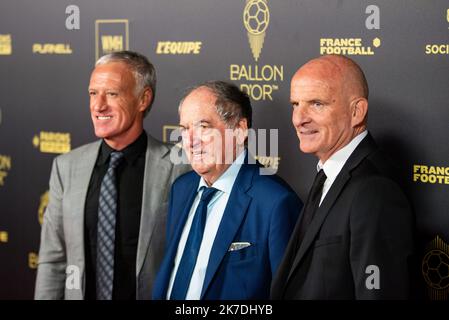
[
  {"x1": 97, "y1": 131, "x2": 147, "y2": 166},
  {"x1": 317, "y1": 131, "x2": 368, "y2": 180},
  {"x1": 197, "y1": 149, "x2": 246, "y2": 195}
]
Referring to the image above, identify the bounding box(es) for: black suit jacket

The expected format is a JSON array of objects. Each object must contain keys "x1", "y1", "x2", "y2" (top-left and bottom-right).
[{"x1": 271, "y1": 133, "x2": 414, "y2": 299}]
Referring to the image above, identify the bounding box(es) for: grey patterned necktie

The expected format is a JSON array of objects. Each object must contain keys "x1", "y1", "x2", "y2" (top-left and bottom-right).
[{"x1": 96, "y1": 151, "x2": 124, "y2": 300}]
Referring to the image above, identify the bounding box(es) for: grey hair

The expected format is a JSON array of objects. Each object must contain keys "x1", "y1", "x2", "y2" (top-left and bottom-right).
[
  {"x1": 95, "y1": 50, "x2": 156, "y2": 117},
  {"x1": 178, "y1": 80, "x2": 252, "y2": 129}
]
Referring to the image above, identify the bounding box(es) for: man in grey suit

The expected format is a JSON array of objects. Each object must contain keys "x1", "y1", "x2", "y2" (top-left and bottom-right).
[{"x1": 35, "y1": 51, "x2": 189, "y2": 300}]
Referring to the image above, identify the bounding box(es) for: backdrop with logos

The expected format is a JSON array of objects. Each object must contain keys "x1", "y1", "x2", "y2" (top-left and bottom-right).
[{"x1": 0, "y1": 0, "x2": 448, "y2": 299}]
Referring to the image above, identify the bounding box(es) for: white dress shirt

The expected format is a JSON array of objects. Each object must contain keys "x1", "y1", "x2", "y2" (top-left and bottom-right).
[
  {"x1": 317, "y1": 131, "x2": 368, "y2": 206},
  {"x1": 166, "y1": 150, "x2": 246, "y2": 300}
]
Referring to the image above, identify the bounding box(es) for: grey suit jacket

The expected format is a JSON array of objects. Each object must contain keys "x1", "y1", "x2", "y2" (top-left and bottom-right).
[{"x1": 34, "y1": 133, "x2": 190, "y2": 299}]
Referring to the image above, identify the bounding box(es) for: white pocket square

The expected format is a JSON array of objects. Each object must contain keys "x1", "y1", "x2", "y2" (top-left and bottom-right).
[{"x1": 228, "y1": 242, "x2": 251, "y2": 251}]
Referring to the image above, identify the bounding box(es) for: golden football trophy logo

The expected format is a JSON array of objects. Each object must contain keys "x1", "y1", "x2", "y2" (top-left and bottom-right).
[
  {"x1": 422, "y1": 235, "x2": 449, "y2": 300},
  {"x1": 38, "y1": 191, "x2": 49, "y2": 226},
  {"x1": 243, "y1": 0, "x2": 270, "y2": 61}
]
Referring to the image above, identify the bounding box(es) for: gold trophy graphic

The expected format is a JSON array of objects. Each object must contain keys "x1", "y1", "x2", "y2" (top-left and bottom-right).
[{"x1": 243, "y1": 0, "x2": 270, "y2": 62}]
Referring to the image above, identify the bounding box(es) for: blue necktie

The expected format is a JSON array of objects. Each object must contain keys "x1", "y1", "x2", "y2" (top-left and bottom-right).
[
  {"x1": 96, "y1": 151, "x2": 124, "y2": 300},
  {"x1": 170, "y1": 186, "x2": 218, "y2": 300}
]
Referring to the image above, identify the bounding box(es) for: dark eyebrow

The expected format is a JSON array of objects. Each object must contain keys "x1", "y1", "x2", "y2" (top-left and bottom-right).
[
  {"x1": 179, "y1": 119, "x2": 212, "y2": 128},
  {"x1": 194, "y1": 120, "x2": 212, "y2": 126}
]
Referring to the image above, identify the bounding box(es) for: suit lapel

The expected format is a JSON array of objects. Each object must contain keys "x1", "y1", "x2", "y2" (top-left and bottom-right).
[
  {"x1": 158, "y1": 174, "x2": 199, "y2": 297},
  {"x1": 136, "y1": 134, "x2": 172, "y2": 275},
  {"x1": 286, "y1": 133, "x2": 378, "y2": 283},
  {"x1": 169, "y1": 180, "x2": 199, "y2": 243},
  {"x1": 286, "y1": 171, "x2": 350, "y2": 282},
  {"x1": 70, "y1": 140, "x2": 101, "y2": 297},
  {"x1": 200, "y1": 162, "x2": 254, "y2": 298}
]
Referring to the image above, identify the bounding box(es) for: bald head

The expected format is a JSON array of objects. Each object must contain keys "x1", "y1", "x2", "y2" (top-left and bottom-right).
[
  {"x1": 290, "y1": 54, "x2": 369, "y2": 162},
  {"x1": 294, "y1": 55, "x2": 369, "y2": 100}
]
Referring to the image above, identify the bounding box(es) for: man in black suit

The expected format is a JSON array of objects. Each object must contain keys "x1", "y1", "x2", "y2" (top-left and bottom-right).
[{"x1": 271, "y1": 55, "x2": 414, "y2": 299}]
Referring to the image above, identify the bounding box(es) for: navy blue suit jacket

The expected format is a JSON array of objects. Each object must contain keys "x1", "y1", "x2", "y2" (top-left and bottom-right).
[{"x1": 152, "y1": 158, "x2": 302, "y2": 300}]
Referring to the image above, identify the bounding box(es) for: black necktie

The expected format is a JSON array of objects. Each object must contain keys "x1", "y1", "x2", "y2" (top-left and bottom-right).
[
  {"x1": 294, "y1": 169, "x2": 327, "y2": 251},
  {"x1": 170, "y1": 187, "x2": 218, "y2": 300}
]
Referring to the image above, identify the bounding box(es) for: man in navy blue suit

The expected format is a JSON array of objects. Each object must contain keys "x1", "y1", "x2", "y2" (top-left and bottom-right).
[{"x1": 152, "y1": 81, "x2": 302, "y2": 300}]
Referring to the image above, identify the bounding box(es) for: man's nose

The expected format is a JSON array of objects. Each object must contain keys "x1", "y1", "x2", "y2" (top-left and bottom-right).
[
  {"x1": 92, "y1": 94, "x2": 108, "y2": 112},
  {"x1": 182, "y1": 127, "x2": 196, "y2": 148},
  {"x1": 191, "y1": 128, "x2": 203, "y2": 148},
  {"x1": 292, "y1": 104, "x2": 310, "y2": 127}
]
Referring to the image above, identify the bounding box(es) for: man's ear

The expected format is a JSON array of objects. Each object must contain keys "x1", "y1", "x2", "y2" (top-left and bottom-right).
[
  {"x1": 351, "y1": 98, "x2": 368, "y2": 127},
  {"x1": 235, "y1": 118, "x2": 249, "y2": 145},
  {"x1": 138, "y1": 87, "x2": 153, "y2": 113}
]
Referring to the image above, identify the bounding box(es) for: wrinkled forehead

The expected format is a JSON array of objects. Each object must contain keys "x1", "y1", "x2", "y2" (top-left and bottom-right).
[
  {"x1": 297, "y1": 58, "x2": 343, "y2": 81},
  {"x1": 292, "y1": 59, "x2": 346, "y2": 95},
  {"x1": 90, "y1": 61, "x2": 136, "y2": 87},
  {"x1": 182, "y1": 87, "x2": 217, "y2": 109}
]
